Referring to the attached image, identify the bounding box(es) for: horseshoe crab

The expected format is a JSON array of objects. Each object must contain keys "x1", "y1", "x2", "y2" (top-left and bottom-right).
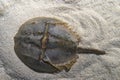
[{"x1": 14, "y1": 17, "x2": 106, "y2": 73}]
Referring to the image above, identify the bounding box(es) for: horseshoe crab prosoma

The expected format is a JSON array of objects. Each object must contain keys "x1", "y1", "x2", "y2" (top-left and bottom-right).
[{"x1": 14, "y1": 17, "x2": 106, "y2": 73}]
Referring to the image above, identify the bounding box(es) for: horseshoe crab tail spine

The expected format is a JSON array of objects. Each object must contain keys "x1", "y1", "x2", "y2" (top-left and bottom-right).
[{"x1": 77, "y1": 47, "x2": 106, "y2": 55}]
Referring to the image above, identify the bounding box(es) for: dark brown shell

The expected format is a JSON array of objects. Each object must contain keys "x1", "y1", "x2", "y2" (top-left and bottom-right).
[{"x1": 14, "y1": 17, "x2": 79, "y2": 73}]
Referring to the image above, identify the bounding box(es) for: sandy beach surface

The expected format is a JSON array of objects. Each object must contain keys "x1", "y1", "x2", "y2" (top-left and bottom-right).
[{"x1": 0, "y1": 0, "x2": 120, "y2": 80}]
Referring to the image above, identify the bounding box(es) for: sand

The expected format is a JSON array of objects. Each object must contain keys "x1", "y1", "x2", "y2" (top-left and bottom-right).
[{"x1": 0, "y1": 0, "x2": 120, "y2": 80}]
